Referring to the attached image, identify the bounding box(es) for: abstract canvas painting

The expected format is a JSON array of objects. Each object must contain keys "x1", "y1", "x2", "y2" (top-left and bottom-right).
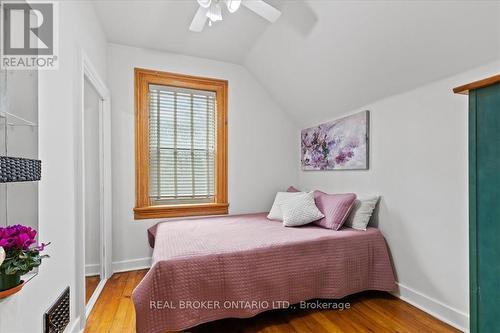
[{"x1": 301, "y1": 111, "x2": 369, "y2": 170}]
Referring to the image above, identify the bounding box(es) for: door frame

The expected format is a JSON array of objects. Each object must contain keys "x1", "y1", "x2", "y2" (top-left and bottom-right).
[
  {"x1": 469, "y1": 89, "x2": 478, "y2": 333},
  {"x1": 74, "y1": 49, "x2": 112, "y2": 329}
]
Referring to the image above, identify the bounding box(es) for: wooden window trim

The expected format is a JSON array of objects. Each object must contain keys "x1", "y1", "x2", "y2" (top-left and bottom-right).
[{"x1": 134, "y1": 68, "x2": 228, "y2": 220}]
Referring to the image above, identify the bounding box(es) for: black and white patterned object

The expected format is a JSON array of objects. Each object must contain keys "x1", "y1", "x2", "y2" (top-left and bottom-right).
[
  {"x1": 0, "y1": 156, "x2": 42, "y2": 183},
  {"x1": 44, "y1": 287, "x2": 70, "y2": 333}
]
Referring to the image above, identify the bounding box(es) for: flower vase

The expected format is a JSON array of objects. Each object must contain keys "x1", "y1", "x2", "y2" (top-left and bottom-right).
[{"x1": 0, "y1": 273, "x2": 21, "y2": 291}]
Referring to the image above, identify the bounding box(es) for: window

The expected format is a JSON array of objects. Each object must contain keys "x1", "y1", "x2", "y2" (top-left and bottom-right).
[{"x1": 134, "y1": 68, "x2": 228, "y2": 219}]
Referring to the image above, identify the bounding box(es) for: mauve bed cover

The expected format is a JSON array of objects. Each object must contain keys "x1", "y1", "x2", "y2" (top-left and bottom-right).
[{"x1": 132, "y1": 213, "x2": 396, "y2": 332}]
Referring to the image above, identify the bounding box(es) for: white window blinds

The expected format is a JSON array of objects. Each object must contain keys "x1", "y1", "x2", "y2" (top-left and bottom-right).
[{"x1": 149, "y1": 84, "x2": 216, "y2": 205}]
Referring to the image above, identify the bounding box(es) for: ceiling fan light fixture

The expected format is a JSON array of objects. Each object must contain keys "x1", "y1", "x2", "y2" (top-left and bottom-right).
[
  {"x1": 206, "y1": 2, "x2": 223, "y2": 23},
  {"x1": 197, "y1": 0, "x2": 212, "y2": 8},
  {"x1": 225, "y1": 0, "x2": 241, "y2": 13},
  {"x1": 190, "y1": 0, "x2": 282, "y2": 32}
]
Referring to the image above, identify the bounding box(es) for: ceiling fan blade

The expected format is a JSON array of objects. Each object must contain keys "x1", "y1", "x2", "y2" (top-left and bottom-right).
[
  {"x1": 189, "y1": 6, "x2": 209, "y2": 32},
  {"x1": 242, "y1": 0, "x2": 281, "y2": 23}
]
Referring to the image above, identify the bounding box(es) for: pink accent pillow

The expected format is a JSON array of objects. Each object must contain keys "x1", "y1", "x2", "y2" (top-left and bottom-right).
[
  {"x1": 287, "y1": 186, "x2": 300, "y2": 192},
  {"x1": 313, "y1": 191, "x2": 357, "y2": 230}
]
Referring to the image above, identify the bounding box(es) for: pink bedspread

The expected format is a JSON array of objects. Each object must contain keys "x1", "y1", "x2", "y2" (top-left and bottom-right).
[{"x1": 132, "y1": 213, "x2": 395, "y2": 332}]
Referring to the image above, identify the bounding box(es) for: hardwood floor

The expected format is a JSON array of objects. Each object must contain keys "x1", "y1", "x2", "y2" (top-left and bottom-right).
[
  {"x1": 86, "y1": 270, "x2": 460, "y2": 333},
  {"x1": 85, "y1": 275, "x2": 101, "y2": 304}
]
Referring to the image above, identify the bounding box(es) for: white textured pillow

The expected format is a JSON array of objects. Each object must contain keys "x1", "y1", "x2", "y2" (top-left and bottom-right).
[
  {"x1": 267, "y1": 192, "x2": 305, "y2": 221},
  {"x1": 344, "y1": 196, "x2": 379, "y2": 230},
  {"x1": 280, "y1": 192, "x2": 324, "y2": 227}
]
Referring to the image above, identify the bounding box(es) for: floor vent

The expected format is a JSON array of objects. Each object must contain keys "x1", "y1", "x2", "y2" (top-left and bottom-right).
[{"x1": 44, "y1": 287, "x2": 70, "y2": 333}]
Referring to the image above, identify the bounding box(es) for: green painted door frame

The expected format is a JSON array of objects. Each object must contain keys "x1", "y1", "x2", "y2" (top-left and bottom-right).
[{"x1": 469, "y1": 83, "x2": 500, "y2": 333}]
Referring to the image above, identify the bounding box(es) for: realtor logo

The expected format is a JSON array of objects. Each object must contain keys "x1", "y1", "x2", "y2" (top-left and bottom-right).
[{"x1": 1, "y1": 0, "x2": 59, "y2": 69}]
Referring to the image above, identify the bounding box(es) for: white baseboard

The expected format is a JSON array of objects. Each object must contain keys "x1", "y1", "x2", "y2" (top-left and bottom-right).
[
  {"x1": 112, "y1": 257, "x2": 152, "y2": 273},
  {"x1": 392, "y1": 282, "x2": 469, "y2": 333},
  {"x1": 69, "y1": 316, "x2": 82, "y2": 333},
  {"x1": 85, "y1": 264, "x2": 100, "y2": 276}
]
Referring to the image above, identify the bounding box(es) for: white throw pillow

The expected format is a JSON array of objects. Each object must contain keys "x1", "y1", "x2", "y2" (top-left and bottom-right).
[
  {"x1": 280, "y1": 192, "x2": 325, "y2": 227},
  {"x1": 344, "y1": 196, "x2": 379, "y2": 230},
  {"x1": 267, "y1": 192, "x2": 305, "y2": 221}
]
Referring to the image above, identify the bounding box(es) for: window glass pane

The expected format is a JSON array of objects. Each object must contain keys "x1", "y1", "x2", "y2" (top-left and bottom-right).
[{"x1": 149, "y1": 84, "x2": 216, "y2": 205}]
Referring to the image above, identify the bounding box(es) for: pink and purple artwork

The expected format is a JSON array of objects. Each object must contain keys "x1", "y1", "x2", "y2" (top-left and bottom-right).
[{"x1": 301, "y1": 111, "x2": 369, "y2": 170}]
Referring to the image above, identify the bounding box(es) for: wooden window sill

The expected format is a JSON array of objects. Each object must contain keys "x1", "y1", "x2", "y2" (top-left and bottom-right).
[{"x1": 134, "y1": 203, "x2": 229, "y2": 220}]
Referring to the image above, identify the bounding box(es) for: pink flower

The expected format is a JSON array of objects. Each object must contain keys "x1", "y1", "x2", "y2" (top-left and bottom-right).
[{"x1": 0, "y1": 225, "x2": 48, "y2": 252}]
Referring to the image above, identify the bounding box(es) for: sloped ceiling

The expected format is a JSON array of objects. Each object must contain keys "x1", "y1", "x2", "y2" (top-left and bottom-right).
[
  {"x1": 92, "y1": 0, "x2": 280, "y2": 63},
  {"x1": 93, "y1": 0, "x2": 500, "y2": 124}
]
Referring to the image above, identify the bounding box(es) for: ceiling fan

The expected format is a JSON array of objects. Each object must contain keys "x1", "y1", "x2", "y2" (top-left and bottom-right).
[{"x1": 189, "y1": 0, "x2": 281, "y2": 32}]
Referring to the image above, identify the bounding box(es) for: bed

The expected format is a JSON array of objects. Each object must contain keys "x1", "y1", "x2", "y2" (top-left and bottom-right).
[{"x1": 132, "y1": 213, "x2": 396, "y2": 333}]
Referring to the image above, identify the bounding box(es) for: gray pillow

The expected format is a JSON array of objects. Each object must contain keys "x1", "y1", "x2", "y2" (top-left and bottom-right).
[
  {"x1": 344, "y1": 196, "x2": 379, "y2": 230},
  {"x1": 280, "y1": 192, "x2": 324, "y2": 227},
  {"x1": 267, "y1": 191, "x2": 305, "y2": 221}
]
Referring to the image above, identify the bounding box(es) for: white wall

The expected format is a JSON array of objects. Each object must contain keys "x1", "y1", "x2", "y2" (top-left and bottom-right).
[
  {"x1": 298, "y1": 61, "x2": 500, "y2": 332},
  {"x1": 0, "y1": 1, "x2": 107, "y2": 332},
  {"x1": 107, "y1": 43, "x2": 298, "y2": 269}
]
